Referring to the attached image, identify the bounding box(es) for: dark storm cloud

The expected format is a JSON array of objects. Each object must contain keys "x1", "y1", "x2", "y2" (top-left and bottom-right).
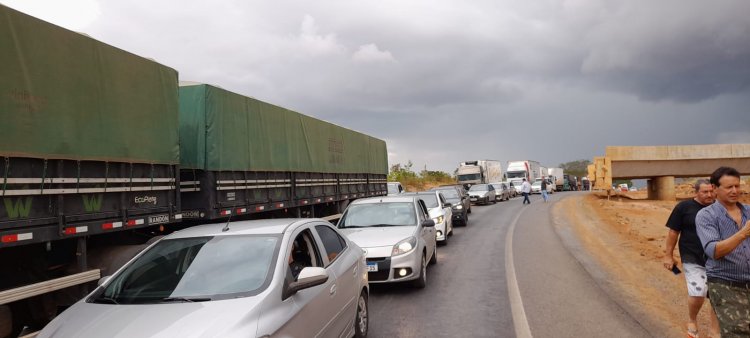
[{"x1": 6, "y1": 0, "x2": 749, "y2": 173}]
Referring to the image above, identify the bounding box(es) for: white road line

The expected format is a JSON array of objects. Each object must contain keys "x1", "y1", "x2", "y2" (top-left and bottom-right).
[{"x1": 505, "y1": 204, "x2": 533, "y2": 338}]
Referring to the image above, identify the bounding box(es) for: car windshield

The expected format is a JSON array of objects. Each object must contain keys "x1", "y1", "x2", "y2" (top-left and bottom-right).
[
  {"x1": 506, "y1": 171, "x2": 526, "y2": 179},
  {"x1": 387, "y1": 184, "x2": 400, "y2": 194},
  {"x1": 469, "y1": 185, "x2": 488, "y2": 192},
  {"x1": 338, "y1": 202, "x2": 417, "y2": 228},
  {"x1": 532, "y1": 182, "x2": 541, "y2": 187},
  {"x1": 90, "y1": 235, "x2": 279, "y2": 304}
]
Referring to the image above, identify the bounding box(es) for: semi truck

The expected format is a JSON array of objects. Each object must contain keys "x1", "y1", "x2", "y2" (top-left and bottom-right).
[
  {"x1": 456, "y1": 160, "x2": 504, "y2": 188},
  {"x1": 178, "y1": 83, "x2": 388, "y2": 222},
  {"x1": 506, "y1": 160, "x2": 541, "y2": 188},
  {"x1": 0, "y1": 6, "x2": 387, "y2": 336},
  {"x1": 548, "y1": 168, "x2": 565, "y2": 191}
]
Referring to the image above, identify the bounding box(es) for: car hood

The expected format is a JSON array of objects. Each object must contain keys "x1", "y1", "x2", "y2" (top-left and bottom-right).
[
  {"x1": 468, "y1": 191, "x2": 487, "y2": 196},
  {"x1": 339, "y1": 226, "x2": 416, "y2": 248},
  {"x1": 39, "y1": 296, "x2": 263, "y2": 338}
]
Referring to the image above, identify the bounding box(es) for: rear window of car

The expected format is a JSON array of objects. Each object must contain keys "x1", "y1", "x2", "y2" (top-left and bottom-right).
[
  {"x1": 418, "y1": 194, "x2": 438, "y2": 208},
  {"x1": 434, "y1": 188, "x2": 458, "y2": 198}
]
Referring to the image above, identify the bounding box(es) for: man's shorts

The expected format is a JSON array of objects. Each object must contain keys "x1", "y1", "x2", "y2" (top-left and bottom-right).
[
  {"x1": 684, "y1": 263, "x2": 708, "y2": 297},
  {"x1": 707, "y1": 281, "x2": 750, "y2": 337}
]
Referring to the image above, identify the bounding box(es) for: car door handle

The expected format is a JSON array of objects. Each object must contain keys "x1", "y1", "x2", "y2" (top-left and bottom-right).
[{"x1": 330, "y1": 284, "x2": 337, "y2": 295}]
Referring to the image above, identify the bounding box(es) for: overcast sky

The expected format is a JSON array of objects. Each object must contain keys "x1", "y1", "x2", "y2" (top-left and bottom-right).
[{"x1": 5, "y1": 0, "x2": 750, "y2": 173}]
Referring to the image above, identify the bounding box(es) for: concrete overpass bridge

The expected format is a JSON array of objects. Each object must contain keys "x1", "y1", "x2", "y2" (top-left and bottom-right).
[{"x1": 589, "y1": 144, "x2": 750, "y2": 200}]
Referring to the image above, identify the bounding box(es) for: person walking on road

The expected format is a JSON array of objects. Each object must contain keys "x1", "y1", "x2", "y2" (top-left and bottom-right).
[
  {"x1": 663, "y1": 179, "x2": 720, "y2": 338},
  {"x1": 541, "y1": 179, "x2": 549, "y2": 203},
  {"x1": 521, "y1": 178, "x2": 531, "y2": 205},
  {"x1": 696, "y1": 167, "x2": 750, "y2": 337}
]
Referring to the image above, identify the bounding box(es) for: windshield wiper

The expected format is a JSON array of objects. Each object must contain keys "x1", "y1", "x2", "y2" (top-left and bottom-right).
[
  {"x1": 161, "y1": 296, "x2": 211, "y2": 303},
  {"x1": 91, "y1": 297, "x2": 120, "y2": 304}
]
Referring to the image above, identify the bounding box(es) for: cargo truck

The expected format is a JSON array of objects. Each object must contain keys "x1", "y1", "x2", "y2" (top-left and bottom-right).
[
  {"x1": 506, "y1": 160, "x2": 541, "y2": 188},
  {"x1": 0, "y1": 5, "x2": 181, "y2": 335},
  {"x1": 548, "y1": 168, "x2": 564, "y2": 191},
  {"x1": 0, "y1": 6, "x2": 388, "y2": 336},
  {"x1": 178, "y1": 83, "x2": 388, "y2": 222},
  {"x1": 456, "y1": 160, "x2": 504, "y2": 189}
]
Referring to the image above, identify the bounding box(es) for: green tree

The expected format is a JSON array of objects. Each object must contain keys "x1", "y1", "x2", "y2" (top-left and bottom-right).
[{"x1": 559, "y1": 159, "x2": 592, "y2": 178}]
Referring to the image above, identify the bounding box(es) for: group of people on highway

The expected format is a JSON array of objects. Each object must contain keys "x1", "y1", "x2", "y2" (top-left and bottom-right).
[{"x1": 663, "y1": 166, "x2": 750, "y2": 337}]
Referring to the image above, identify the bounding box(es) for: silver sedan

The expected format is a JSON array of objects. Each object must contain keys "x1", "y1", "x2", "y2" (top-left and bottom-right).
[
  {"x1": 337, "y1": 196, "x2": 437, "y2": 288},
  {"x1": 39, "y1": 219, "x2": 369, "y2": 338}
]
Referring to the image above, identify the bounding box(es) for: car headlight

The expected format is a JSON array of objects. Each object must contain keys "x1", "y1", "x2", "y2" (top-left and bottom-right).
[
  {"x1": 392, "y1": 236, "x2": 417, "y2": 256},
  {"x1": 453, "y1": 205, "x2": 463, "y2": 210},
  {"x1": 433, "y1": 215, "x2": 444, "y2": 224}
]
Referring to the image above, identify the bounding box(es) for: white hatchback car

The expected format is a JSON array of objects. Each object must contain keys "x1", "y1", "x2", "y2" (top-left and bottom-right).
[
  {"x1": 404, "y1": 191, "x2": 454, "y2": 244},
  {"x1": 337, "y1": 196, "x2": 437, "y2": 288}
]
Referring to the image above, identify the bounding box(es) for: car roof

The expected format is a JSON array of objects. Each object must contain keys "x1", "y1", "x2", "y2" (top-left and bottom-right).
[
  {"x1": 164, "y1": 218, "x2": 324, "y2": 239},
  {"x1": 350, "y1": 196, "x2": 417, "y2": 204}
]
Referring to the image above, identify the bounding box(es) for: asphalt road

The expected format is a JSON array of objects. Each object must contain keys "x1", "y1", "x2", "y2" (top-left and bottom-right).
[{"x1": 367, "y1": 192, "x2": 654, "y2": 337}]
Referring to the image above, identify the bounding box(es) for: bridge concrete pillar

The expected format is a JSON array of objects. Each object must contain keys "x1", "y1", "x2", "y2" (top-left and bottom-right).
[{"x1": 647, "y1": 176, "x2": 675, "y2": 201}]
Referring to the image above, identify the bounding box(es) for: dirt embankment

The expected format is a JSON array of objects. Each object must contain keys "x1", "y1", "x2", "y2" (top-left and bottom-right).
[{"x1": 555, "y1": 182, "x2": 750, "y2": 337}]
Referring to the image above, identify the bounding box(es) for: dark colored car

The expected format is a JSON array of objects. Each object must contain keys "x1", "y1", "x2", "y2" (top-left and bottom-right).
[{"x1": 430, "y1": 185, "x2": 470, "y2": 226}]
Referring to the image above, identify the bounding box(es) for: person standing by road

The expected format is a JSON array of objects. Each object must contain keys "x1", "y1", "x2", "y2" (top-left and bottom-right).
[
  {"x1": 541, "y1": 179, "x2": 549, "y2": 203},
  {"x1": 696, "y1": 167, "x2": 750, "y2": 337},
  {"x1": 521, "y1": 178, "x2": 531, "y2": 205},
  {"x1": 663, "y1": 179, "x2": 720, "y2": 338}
]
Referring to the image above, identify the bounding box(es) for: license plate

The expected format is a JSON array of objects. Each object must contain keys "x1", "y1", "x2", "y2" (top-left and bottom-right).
[
  {"x1": 148, "y1": 214, "x2": 170, "y2": 225},
  {"x1": 366, "y1": 263, "x2": 378, "y2": 272}
]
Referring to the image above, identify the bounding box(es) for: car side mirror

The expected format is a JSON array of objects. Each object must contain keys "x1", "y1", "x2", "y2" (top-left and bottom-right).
[
  {"x1": 444, "y1": 202, "x2": 452, "y2": 208},
  {"x1": 421, "y1": 219, "x2": 435, "y2": 228},
  {"x1": 284, "y1": 267, "x2": 329, "y2": 299},
  {"x1": 97, "y1": 276, "x2": 111, "y2": 287}
]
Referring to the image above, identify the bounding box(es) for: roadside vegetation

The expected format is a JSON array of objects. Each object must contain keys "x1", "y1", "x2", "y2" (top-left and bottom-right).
[{"x1": 388, "y1": 161, "x2": 455, "y2": 191}]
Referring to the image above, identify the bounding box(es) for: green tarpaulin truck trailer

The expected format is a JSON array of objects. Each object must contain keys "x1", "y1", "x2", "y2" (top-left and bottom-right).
[
  {"x1": 178, "y1": 83, "x2": 388, "y2": 221},
  {"x1": 0, "y1": 4, "x2": 180, "y2": 335}
]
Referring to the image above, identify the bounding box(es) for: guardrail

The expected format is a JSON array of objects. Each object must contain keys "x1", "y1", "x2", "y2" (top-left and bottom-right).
[{"x1": 0, "y1": 269, "x2": 101, "y2": 305}]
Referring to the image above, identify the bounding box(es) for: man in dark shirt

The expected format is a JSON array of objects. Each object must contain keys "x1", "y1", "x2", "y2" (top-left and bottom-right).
[{"x1": 663, "y1": 179, "x2": 719, "y2": 338}]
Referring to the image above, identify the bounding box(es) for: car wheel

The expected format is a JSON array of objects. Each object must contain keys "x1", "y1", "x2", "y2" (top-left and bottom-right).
[
  {"x1": 412, "y1": 255, "x2": 427, "y2": 288},
  {"x1": 354, "y1": 291, "x2": 369, "y2": 338},
  {"x1": 429, "y1": 245, "x2": 438, "y2": 265}
]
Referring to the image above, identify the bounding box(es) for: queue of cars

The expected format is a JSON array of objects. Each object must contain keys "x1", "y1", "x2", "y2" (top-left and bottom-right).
[{"x1": 41, "y1": 183, "x2": 518, "y2": 337}]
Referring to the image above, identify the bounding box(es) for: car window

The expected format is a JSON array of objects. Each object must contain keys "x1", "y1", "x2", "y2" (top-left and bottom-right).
[
  {"x1": 315, "y1": 225, "x2": 347, "y2": 264},
  {"x1": 438, "y1": 193, "x2": 446, "y2": 206},
  {"x1": 417, "y1": 200, "x2": 429, "y2": 221},
  {"x1": 469, "y1": 185, "x2": 488, "y2": 191},
  {"x1": 418, "y1": 194, "x2": 438, "y2": 208},
  {"x1": 288, "y1": 229, "x2": 323, "y2": 280}
]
